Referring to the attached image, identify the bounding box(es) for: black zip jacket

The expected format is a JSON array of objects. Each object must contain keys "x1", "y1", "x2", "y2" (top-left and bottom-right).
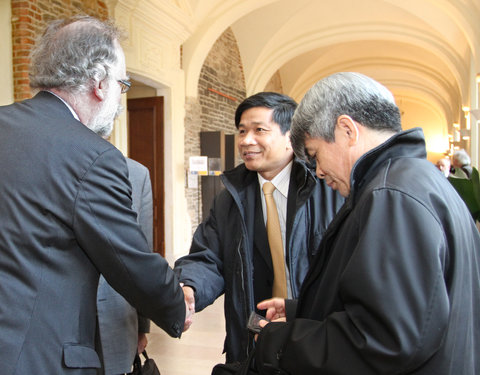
[
  {"x1": 256, "y1": 128, "x2": 480, "y2": 375},
  {"x1": 174, "y1": 159, "x2": 343, "y2": 363}
]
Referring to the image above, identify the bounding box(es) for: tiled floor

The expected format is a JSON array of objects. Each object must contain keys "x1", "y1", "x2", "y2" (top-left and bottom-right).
[{"x1": 147, "y1": 296, "x2": 226, "y2": 375}]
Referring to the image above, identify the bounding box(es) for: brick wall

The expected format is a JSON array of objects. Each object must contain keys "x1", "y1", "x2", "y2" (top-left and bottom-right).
[
  {"x1": 264, "y1": 70, "x2": 284, "y2": 94},
  {"x1": 184, "y1": 27, "x2": 246, "y2": 232},
  {"x1": 184, "y1": 96, "x2": 203, "y2": 232},
  {"x1": 11, "y1": 0, "x2": 108, "y2": 101}
]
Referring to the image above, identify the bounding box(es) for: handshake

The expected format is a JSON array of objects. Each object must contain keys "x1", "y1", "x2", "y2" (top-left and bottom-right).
[{"x1": 180, "y1": 284, "x2": 195, "y2": 331}]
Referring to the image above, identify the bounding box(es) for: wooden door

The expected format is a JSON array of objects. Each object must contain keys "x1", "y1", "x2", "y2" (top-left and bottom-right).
[{"x1": 127, "y1": 97, "x2": 165, "y2": 256}]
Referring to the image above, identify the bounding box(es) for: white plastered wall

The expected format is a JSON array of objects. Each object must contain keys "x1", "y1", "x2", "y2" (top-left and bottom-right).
[
  {"x1": 0, "y1": 0, "x2": 13, "y2": 106},
  {"x1": 109, "y1": 0, "x2": 193, "y2": 264}
]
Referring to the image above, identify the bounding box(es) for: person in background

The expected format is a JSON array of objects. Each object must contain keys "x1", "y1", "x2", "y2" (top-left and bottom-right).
[
  {"x1": 448, "y1": 149, "x2": 480, "y2": 222},
  {"x1": 0, "y1": 15, "x2": 186, "y2": 375},
  {"x1": 174, "y1": 92, "x2": 344, "y2": 365},
  {"x1": 97, "y1": 158, "x2": 153, "y2": 375},
  {"x1": 92, "y1": 111, "x2": 154, "y2": 375},
  {"x1": 435, "y1": 157, "x2": 451, "y2": 177},
  {"x1": 253, "y1": 72, "x2": 480, "y2": 375},
  {"x1": 450, "y1": 149, "x2": 473, "y2": 178}
]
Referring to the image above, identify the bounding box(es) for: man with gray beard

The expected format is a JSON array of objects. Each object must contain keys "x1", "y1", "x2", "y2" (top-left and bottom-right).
[{"x1": 0, "y1": 15, "x2": 186, "y2": 375}]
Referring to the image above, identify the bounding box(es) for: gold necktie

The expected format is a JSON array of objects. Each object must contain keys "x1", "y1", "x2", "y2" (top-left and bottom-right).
[{"x1": 262, "y1": 182, "x2": 288, "y2": 298}]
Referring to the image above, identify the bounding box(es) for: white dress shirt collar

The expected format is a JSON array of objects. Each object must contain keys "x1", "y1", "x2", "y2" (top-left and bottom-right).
[
  {"x1": 257, "y1": 160, "x2": 293, "y2": 198},
  {"x1": 45, "y1": 90, "x2": 80, "y2": 121}
]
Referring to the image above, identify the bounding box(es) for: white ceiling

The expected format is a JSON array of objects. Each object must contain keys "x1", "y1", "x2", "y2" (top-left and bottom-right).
[{"x1": 178, "y1": 0, "x2": 480, "y2": 158}]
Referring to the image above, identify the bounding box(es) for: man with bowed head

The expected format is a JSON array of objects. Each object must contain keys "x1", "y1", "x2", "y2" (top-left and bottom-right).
[
  {"x1": 175, "y1": 92, "x2": 343, "y2": 365},
  {"x1": 254, "y1": 72, "x2": 480, "y2": 374},
  {"x1": 0, "y1": 16, "x2": 187, "y2": 375}
]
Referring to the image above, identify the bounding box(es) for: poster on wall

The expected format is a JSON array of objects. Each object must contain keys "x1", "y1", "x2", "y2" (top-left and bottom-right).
[
  {"x1": 188, "y1": 156, "x2": 208, "y2": 188},
  {"x1": 189, "y1": 156, "x2": 208, "y2": 175}
]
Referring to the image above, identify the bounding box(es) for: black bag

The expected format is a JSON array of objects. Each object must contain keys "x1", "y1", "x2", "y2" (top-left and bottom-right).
[
  {"x1": 211, "y1": 349, "x2": 257, "y2": 375},
  {"x1": 128, "y1": 350, "x2": 161, "y2": 375}
]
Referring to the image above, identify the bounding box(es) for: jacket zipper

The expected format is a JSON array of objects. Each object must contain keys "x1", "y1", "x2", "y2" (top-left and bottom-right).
[{"x1": 235, "y1": 236, "x2": 253, "y2": 357}]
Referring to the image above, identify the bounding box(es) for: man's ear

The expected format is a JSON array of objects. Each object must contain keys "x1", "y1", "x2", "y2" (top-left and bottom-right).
[
  {"x1": 285, "y1": 130, "x2": 293, "y2": 150},
  {"x1": 93, "y1": 79, "x2": 107, "y2": 101},
  {"x1": 336, "y1": 115, "x2": 359, "y2": 146}
]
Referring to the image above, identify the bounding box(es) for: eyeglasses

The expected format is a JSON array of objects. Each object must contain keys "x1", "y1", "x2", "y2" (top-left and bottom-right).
[{"x1": 117, "y1": 79, "x2": 131, "y2": 94}]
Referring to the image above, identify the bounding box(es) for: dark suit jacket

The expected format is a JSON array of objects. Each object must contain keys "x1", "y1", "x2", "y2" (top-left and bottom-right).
[
  {"x1": 97, "y1": 158, "x2": 153, "y2": 374},
  {"x1": 0, "y1": 92, "x2": 184, "y2": 375}
]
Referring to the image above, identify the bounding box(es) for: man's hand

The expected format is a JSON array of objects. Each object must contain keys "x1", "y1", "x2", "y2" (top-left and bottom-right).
[
  {"x1": 257, "y1": 298, "x2": 286, "y2": 321},
  {"x1": 254, "y1": 298, "x2": 286, "y2": 342},
  {"x1": 182, "y1": 285, "x2": 195, "y2": 331},
  {"x1": 137, "y1": 333, "x2": 148, "y2": 354}
]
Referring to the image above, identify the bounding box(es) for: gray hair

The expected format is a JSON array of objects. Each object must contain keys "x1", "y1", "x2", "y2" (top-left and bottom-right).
[
  {"x1": 29, "y1": 15, "x2": 123, "y2": 93},
  {"x1": 290, "y1": 72, "x2": 402, "y2": 160},
  {"x1": 452, "y1": 149, "x2": 471, "y2": 166}
]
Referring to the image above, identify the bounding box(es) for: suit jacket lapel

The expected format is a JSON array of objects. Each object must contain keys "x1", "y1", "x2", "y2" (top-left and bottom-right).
[
  {"x1": 253, "y1": 184, "x2": 273, "y2": 271},
  {"x1": 285, "y1": 168, "x2": 298, "y2": 254}
]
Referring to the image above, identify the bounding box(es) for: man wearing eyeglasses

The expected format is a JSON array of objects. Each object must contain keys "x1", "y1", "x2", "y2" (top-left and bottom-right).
[{"x1": 0, "y1": 16, "x2": 187, "y2": 375}]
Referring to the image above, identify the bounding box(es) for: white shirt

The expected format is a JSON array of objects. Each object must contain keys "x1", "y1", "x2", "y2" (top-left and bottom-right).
[{"x1": 258, "y1": 160, "x2": 293, "y2": 298}]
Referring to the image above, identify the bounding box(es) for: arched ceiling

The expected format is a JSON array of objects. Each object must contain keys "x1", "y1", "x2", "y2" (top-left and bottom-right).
[{"x1": 180, "y1": 0, "x2": 480, "y2": 159}]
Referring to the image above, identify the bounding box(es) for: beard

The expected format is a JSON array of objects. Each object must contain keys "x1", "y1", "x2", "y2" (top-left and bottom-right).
[{"x1": 87, "y1": 97, "x2": 124, "y2": 139}]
